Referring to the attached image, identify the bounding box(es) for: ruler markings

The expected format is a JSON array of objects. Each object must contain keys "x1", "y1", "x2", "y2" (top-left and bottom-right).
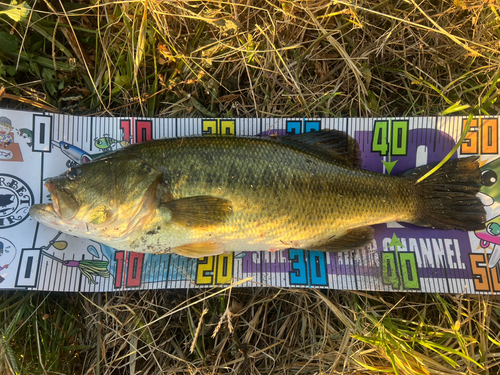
[{"x1": 2, "y1": 111, "x2": 498, "y2": 293}]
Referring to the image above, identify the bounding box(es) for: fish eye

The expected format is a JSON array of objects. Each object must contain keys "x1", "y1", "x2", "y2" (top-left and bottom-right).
[
  {"x1": 66, "y1": 167, "x2": 81, "y2": 181},
  {"x1": 481, "y1": 170, "x2": 497, "y2": 187}
]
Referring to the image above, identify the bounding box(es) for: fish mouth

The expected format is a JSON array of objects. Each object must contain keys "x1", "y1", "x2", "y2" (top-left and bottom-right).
[
  {"x1": 44, "y1": 179, "x2": 60, "y2": 216},
  {"x1": 43, "y1": 179, "x2": 79, "y2": 220},
  {"x1": 29, "y1": 179, "x2": 61, "y2": 223},
  {"x1": 29, "y1": 202, "x2": 60, "y2": 223}
]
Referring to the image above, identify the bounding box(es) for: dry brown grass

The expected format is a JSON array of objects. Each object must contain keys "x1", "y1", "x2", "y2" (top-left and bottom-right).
[
  {"x1": 1, "y1": 0, "x2": 499, "y2": 117},
  {"x1": 3, "y1": 288, "x2": 496, "y2": 374},
  {"x1": 2, "y1": 287, "x2": 500, "y2": 374}
]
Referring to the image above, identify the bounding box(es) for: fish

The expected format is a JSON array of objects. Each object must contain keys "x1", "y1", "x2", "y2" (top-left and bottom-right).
[
  {"x1": 0, "y1": 194, "x2": 14, "y2": 208},
  {"x1": 19, "y1": 128, "x2": 33, "y2": 147},
  {"x1": 0, "y1": 149, "x2": 13, "y2": 160},
  {"x1": 52, "y1": 140, "x2": 92, "y2": 166},
  {"x1": 94, "y1": 136, "x2": 130, "y2": 152},
  {"x1": 29, "y1": 130, "x2": 486, "y2": 258}
]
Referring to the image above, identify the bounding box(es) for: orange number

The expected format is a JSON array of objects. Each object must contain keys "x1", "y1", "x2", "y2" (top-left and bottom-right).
[
  {"x1": 469, "y1": 254, "x2": 490, "y2": 291},
  {"x1": 461, "y1": 119, "x2": 479, "y2": 154},
  {"x1": 482, "y1": 119, "x2": 498, "y2": 154}
]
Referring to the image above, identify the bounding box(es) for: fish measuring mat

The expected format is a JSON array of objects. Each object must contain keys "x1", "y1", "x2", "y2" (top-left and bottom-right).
[{"x1": 0, "y1": 109, "x2": 499, "y2": 294}]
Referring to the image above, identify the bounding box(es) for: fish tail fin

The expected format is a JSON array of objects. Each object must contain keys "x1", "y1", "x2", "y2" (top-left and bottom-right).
[{"x1": 405, "y1": 156, "x2": 486, "y2": 231}]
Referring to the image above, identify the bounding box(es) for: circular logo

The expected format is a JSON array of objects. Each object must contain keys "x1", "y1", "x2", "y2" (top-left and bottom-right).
[{"x1": 0, "y1": 174, "x2": 34, "y2": 229}]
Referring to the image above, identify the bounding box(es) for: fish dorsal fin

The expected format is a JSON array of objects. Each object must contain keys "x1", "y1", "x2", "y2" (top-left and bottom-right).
[
  {"x1": 172, "y1": 242, "x2": 226, "y2": 258},
  {"x1": 160, "y1": 196, "x2": 233, "y2": 227},
  {"x1": 280, "y1": 129, "x2": 361, "y2": 168},
  {"x1": 308, "y1": 226, "x2": 374, "y2": 252}
]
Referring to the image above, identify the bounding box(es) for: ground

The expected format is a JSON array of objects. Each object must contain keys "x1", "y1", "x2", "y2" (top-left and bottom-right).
[{"x1": 1, "y1": 0, "x2": 500, "y2": 374}]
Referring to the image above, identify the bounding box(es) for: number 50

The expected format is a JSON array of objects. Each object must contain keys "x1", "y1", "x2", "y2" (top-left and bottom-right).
[{"x1": 461, "y1": 118, "x2": 498, "y2": 155}]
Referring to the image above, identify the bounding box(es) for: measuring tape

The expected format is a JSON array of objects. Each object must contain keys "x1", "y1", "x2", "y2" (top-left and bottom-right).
[{"x1": 0, "y1": 109, "x2": 498, "y2": 294}]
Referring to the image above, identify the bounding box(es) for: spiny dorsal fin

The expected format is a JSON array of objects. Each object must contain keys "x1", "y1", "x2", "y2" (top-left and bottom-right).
[
  {"x1": 160, "y1": 196, "x2": 233, "y2": 227},
  {"x1": 279, "y1": 129, "x2": 361, "y2": 168}
]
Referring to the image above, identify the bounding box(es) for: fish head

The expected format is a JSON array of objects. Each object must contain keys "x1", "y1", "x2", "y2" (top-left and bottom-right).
[{"x1": 30, "y1": 154, "x2": 162, "y2": 243}]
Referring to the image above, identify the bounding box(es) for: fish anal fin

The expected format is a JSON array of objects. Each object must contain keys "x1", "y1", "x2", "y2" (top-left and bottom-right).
[
  {"x1": 311, "y1": 226, "x2": 374, "y2": 252},
  {"x1": 172, "y1": 241, "x2": 226, "y2": 258},
  {"x1": 281, "y1": 129, "x2": 362, "y2": 168},
  {"x1": 160, "y1": 196, "x2": 233, "y2": 227}
]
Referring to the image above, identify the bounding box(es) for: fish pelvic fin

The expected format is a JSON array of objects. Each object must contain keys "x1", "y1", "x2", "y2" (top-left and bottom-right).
[
  {"x1": 160, "y1": 196, "x2": 233, "y2": 228},
  {"x1": 407, "y1": 156, "x2": 486, "y2": 231},
  {"x1": 309, "y1": 226, "x2": 374, "y2": 252},
  {"x1": 280, "y1": 129, "x2": 362, "y2": 168},
  {"x1": 172, "y1": 241, "x2": 226, "y2": 258}
]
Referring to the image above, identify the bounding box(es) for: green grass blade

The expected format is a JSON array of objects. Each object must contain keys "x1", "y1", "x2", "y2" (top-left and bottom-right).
[{"x1": 416, "y1": 113, "x2": 474, "y2": 183}]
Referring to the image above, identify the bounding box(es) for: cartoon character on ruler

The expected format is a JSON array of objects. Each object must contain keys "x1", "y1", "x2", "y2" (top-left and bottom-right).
[
  {"x1": 0, "y1": 116, "x2": 24, "y2": 161},
  {"x1": 475, "y1": 157, "x2": 500, "y2": 268},
  {"x1": 0, "y1": 238, "x2": 16, "y2": 284},
  {"x1": 0, "y1": 117, "x2": 14, "y2": 149}
]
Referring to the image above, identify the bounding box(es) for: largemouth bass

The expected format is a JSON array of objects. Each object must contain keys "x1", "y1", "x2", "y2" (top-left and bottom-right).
[{"x1": 29, "y1": 130, "x2": 486, "y2": 258}]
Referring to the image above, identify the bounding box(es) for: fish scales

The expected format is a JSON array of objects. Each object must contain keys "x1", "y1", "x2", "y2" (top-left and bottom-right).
[
  {"x1": 138, "y1": 137, "x2": 410, "y2": 246},
  {"x1": 29, "y1": 131, "x2": 486, "y2": 257}
]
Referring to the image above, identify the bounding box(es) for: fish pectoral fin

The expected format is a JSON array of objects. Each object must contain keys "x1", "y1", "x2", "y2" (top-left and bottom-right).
[
  {"x1": 172, "y1": 242, "x2": 226, "y2": 258},
  {"x1": 160, "y1": 196, "x2": 233, "y2": 227},
  {"x1": 311, "y1": 226, "x2": 374, "y2": 252}
]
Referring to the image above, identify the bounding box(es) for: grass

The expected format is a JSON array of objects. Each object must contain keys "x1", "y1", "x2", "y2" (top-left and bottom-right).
[
  {"x1": 2, "y1": 290, "x2": 500, "y2": 374},
  {"x1": 1, "y1": 0, "x2": 500, "y2": 373},
  {"x1": 1, "y1": 0, "x2": 499, "y2": 117}
]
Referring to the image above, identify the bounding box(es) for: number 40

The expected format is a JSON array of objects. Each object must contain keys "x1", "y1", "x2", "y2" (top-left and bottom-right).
[{"x1": 371, "y1": 120, "x2": 409, "y2": 156}]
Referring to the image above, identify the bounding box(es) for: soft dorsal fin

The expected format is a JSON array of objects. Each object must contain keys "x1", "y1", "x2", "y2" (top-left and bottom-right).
[{"x1": 279, "y1": 129, "x2": 361, "y2": 168}]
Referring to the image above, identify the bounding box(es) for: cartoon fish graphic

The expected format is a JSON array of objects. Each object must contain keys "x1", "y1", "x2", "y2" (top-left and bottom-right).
[
  {"x1": 29, "y1": 131, "x2": 486, "y2": 258},
  {"x1": 94, "y1": 136, "x2": 130, "y2": 152},
  {"x1": 19, "y1": 128, "x2": 33, "y2": 147},
  {"x1": 52, "y1": 140, "x2": 93, "y2": 167},
  {"x1": 0, "y1": 149, "x2": 13, "y2": 160},
  {"x1": 0, "y1": 194, "x2": 14, "y2": 208}
]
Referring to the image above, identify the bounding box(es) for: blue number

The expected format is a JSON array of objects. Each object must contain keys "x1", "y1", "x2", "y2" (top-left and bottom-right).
[
  {"x1": 289, "y1": 249, "x2": 307, "y2": 285},
  {"x1": 286, "y1": 121, "x2": 302, "y2": 135},
  {"x1": 308, "y1": 251, "x2": 328, "y2": 286},
  {"x1": 304, "y1": 121, "x2": 320, "y2": 133}
]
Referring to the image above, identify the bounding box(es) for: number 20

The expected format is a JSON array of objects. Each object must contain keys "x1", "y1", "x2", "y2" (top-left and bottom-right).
[{"x1": 196, "y1": 254, "x2": 234, "y2": 285}]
